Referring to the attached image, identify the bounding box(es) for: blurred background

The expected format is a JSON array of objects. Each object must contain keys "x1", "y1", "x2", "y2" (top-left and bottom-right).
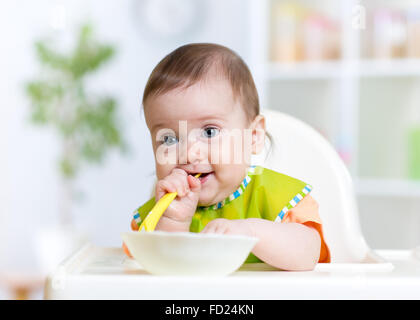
[{"x1": 0, "y1": 0, "x2": 419, "y2": 299}]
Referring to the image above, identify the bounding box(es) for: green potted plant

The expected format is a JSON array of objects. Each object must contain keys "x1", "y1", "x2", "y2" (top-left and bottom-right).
[{"x1": 25, "y1": 23, "x2": 125, "y2": 272}]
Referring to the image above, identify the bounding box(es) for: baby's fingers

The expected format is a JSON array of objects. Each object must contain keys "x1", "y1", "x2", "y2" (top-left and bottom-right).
[
  {"x1": 201, "y1": 224, "x2": 216, "y2": 234},
  {"x1": 170, "y1": 176, "x2": 189, "y2": 197},
  {"x1": 187, "y1": 174, "x2": 201, "y2": 194},
  {"x1": 156, "y1": 180, "x2": 177, "y2": 200},
  {"x1": 201, "y1": 220, "x2": 225, "y2": 234}
]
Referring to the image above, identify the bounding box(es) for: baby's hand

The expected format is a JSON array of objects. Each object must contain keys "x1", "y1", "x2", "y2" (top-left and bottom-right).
[
  {"x1": 201, "y1": 218, "x2": 255, "y2": 237},
  {"x1": 155, "y1": 168, "x2": 201, "y2": 226}
]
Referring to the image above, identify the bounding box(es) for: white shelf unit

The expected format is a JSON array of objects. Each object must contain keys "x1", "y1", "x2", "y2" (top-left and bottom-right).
[
  {"x1": 248, "y1": 0, "x2": 420, "y2": 248},
  {"x1": 249, "y1": 0, "x2": 360, "y2": 172}
]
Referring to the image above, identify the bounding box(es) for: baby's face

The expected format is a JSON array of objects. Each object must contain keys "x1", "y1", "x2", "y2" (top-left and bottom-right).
[{"x1": 144, "y1": 77, "x2": 264, "y2": 206}]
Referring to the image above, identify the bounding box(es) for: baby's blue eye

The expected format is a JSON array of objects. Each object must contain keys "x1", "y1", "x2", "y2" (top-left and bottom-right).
[
  {"x1": 202, "y1": 127, "x2": 219, "y2": 139},
  {"x1": 162, "y1": 135, "x2": 178, "y2": 146}
]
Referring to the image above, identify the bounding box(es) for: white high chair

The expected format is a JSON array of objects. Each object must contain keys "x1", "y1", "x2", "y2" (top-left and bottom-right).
[{"x1": 44, "y1": 110, "x2": 420, "y2": 299}]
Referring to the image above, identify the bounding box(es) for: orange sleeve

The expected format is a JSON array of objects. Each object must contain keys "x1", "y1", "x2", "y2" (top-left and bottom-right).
[{"x1": 281, "y1": 195, "x2": 331, "y2": 263}]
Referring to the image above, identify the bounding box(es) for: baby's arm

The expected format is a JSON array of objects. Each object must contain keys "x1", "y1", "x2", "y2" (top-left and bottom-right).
[
  {"x1": 202, "y1": 195, "x2": 321, "y2": 271},
  {"x1": 246, "y1": 218, "x2": 320, "y2": 271}
]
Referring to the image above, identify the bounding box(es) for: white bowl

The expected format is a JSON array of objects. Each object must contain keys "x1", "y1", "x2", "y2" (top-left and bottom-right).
[{"x1": 121, "y1": 231, "x2": 259, "y2": 276}]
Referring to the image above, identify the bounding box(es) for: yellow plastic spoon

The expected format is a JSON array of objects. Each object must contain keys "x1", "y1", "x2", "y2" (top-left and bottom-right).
[{"x1": 138, "y1": 173, "x2": 201, "y2": 232}]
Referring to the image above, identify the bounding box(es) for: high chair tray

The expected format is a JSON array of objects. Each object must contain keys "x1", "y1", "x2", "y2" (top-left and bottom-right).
[{"x1": 44, "y1": 244, "x2": 420, "y2": 299}]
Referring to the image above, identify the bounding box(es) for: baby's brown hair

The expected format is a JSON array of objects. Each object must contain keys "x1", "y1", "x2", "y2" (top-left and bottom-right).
[{"x1": 142, "y1": 43, "x2": 260, "y2": 122}]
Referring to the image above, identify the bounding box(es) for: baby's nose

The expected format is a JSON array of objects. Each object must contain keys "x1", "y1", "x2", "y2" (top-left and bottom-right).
[{"x1": 185, "y1": 139, "x2": 209, "y2": 165}]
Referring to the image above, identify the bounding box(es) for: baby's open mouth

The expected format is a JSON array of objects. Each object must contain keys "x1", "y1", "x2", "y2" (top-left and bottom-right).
[{"x1": 190, "y1": 171, "x2": 214, "y2": 183}]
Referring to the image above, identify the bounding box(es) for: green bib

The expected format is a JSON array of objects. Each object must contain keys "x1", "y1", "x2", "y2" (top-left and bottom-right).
[{"x1": 132, "y1": 166, "x2": 312, "y2": 263}]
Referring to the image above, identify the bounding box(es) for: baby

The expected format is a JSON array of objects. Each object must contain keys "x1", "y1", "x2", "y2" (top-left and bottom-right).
[{"x1": 125, "y1": 43, "x2": 330, "y2": 270}]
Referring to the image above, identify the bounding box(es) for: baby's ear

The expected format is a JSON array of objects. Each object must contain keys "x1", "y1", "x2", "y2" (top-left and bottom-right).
[{"x1": 250, "y1": 115, "x2": 266, "y2": 154}]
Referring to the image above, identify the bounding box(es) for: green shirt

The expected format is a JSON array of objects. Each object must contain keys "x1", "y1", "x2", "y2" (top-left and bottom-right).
[{"x1": 132, "y1": 166, "x2": 312, "y2": 263}]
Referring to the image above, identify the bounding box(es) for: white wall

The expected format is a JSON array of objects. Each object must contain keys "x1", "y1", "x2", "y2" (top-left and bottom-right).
[{"x1": 0, "y1": 0, "x2": 251, "y2": 276}]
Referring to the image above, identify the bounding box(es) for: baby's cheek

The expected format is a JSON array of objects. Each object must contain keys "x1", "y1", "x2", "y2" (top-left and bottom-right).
[
  {"x1": 218, "y1": 164, "x2": 246, "y2": 183},
  {"x1": 218, "y1": 132, "x2": 250, "y2": 166},
  {"x1": 154, "y1": 144, "x2": 178, "y2": 174},
  {"x1": 155, "y1": 162, "x2": 175, "y2": 180}
]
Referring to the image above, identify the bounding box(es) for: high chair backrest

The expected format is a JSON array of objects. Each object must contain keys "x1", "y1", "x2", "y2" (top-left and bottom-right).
[{"x1": 255, "y1": 110, "x2": 370, "y2": 263}]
